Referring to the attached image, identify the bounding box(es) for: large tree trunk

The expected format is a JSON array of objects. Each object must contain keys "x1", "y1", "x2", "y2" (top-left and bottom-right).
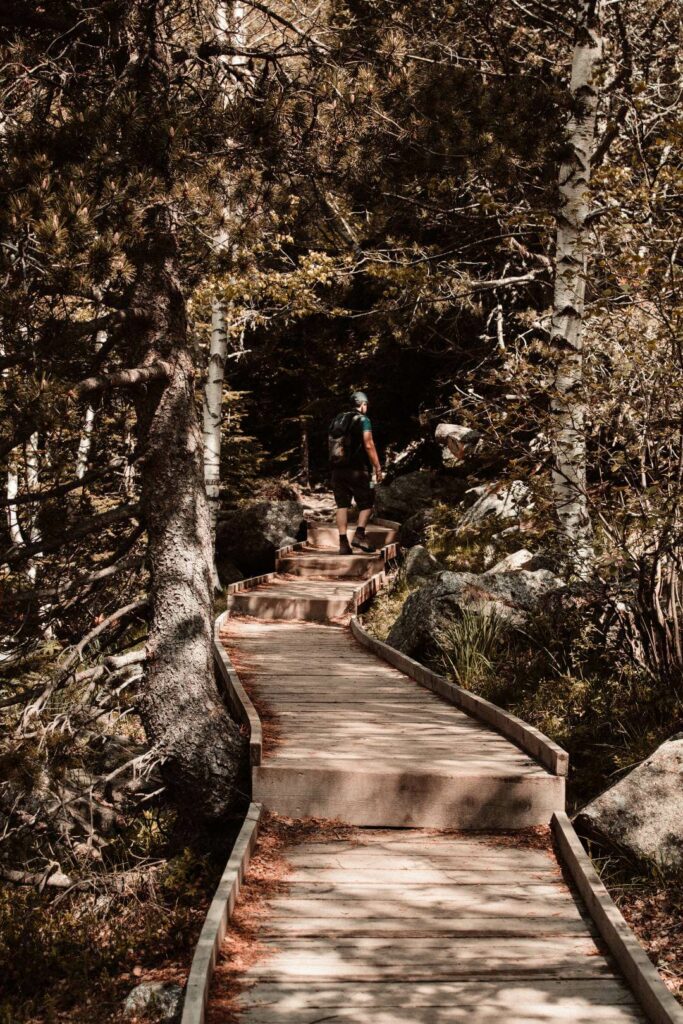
[
  {"x1": 133, "y1": 213, "x2": 244, "y2": 820},
  {"x1": 550, "y1": 0, "x2": 602, "y2": 577}
]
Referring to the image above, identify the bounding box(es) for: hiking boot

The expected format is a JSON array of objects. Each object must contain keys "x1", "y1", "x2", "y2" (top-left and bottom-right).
[
  {"x1": 351, "y1": 532, "x2": 377, "y2": 553},
  {"x1": 339, "y1": 536, "x2": 353, "y2": 556}
]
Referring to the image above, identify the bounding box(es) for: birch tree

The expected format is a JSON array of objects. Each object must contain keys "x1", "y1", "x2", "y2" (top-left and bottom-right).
[
  {"x1": 202, "y1": 1, "x2": 248, "y2": 589},
  {"x1": 549, "y1": 0, "x2": 603, "y2": 576},
  {"x1": 75, "y1": 329, "x2": 107, "y2": 480}
]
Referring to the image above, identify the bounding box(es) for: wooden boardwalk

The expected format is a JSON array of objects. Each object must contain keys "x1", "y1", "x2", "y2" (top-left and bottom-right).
[
  {"x1": 221, "y1": 618, "x2": 563, "y2": 828},
  {"x1": 207, "y1": 529, "x2": 649, "y2": 1024},
  {"x1": 215, "y1": 830, "x2": 646, "y2": 1024}
]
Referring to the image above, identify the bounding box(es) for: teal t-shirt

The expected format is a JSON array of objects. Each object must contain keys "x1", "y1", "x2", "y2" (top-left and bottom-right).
[{"x1": 349, "y1": 413, "x2": 372, "y2": 470}]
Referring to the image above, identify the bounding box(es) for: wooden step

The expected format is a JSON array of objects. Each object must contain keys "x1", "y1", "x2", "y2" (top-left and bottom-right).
[
  {"x1": 228, "y1": 589, "x2": 355, "y2": 623},
  {"x1": 307, "y1": 522, "x2": 398, "y2": 550},
  {"x1": 253, "y1": 762, "x2": 565, "y2": 829},
  {"x1": 227, "y1": 578, "x2": 383, "y2": 623},
  {"x1": 277, "y1": 551, "x2": 384, "y2": 579}
]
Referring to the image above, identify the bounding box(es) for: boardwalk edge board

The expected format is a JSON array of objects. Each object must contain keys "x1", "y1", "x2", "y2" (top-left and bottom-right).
[
  {"x1": 214, "y1": 611, "x2": 262, "y2": 765},
  {"x1": 226, "y1": 572, "x2": 277, "y2": 594},
  {"x1": 180, "y1": 802, "x2": 262, "y2": 1024},
  {"x1": 552, "y1": 811, "x2": 683, "y2": 1024},
  {"x1": 275, "y1": 540, "x2": 306, "y2": 558},
  {"x1": 350, "y1": 616, "x2": 569, "y2": 777}
]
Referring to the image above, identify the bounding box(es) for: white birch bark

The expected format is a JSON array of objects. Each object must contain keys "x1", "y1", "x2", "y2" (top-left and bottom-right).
[
  {"x1": 25, "y1": 433, "x2": 42, "y2": 587},
  {"x1": 76, "y1": 328, "x2": 107, "y2": 480},
  {"x1": 202, "y1": 1, "x2": 248, "y2": 590},
  {"x1": 203, "y1": 298, "x2": 229, "y2": 589},
  {"x1": 6, "y1": 454, "x2": 23, "y2": 547},
  {"x1": 550, "y1": 0, "x2": 602, "y2": 577}
]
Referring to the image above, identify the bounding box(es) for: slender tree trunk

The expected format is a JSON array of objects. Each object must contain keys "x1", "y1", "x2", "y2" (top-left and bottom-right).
[
  {"x1": 76, "y1": 329, "x2": 107, "y2": 480},
  {"x1": 6, "y1": 454, "x2": 23, "y2": 547},
  {"x1": 550, "y1": 0, "x2": 602, "y2": 577},
  {"x1": 202, "y1": 1, "x2": 248, "y2": 589},
  {"x1": 132, "y1": 214, "x2": 244, "y2": 819},
  {"x1": 203, "y1": 298, "x2": 228, "y2": 590},
  {"x1": 25, "y1": 433, "x2": 41, "y2": 585}
]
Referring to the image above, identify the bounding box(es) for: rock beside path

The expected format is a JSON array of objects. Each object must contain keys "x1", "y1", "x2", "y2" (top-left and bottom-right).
[
  {"x1": 404, "y1": 544, "x2": 443, "y2": 585},
  {"x1": 387, "y1": 568, "x2": 565, "y2": 657},
  {"x1": 484, "y1": 549, "x2": 536, "y2": 574},
  {"x1": 375, "y1": 470, "x2": 467, "y2": 522},
  {"x1": 123, "y1": 981, "x2": 183, "y2": 1021},
  {"x1": 435, "y1": 423, "x2": 481, "y2": 467},
  {"x1": 574, "y1": 735, "x2": 683, "y2": 872},
  {"x1": 457, "y1": 480, "x2": 531, "y2": 532},
  {"x1": 398, "y1": 508, "x2": 434, "y2": 548},
  {"x1": 216, "y1": 500, "x2": 306, "y2": 576}
]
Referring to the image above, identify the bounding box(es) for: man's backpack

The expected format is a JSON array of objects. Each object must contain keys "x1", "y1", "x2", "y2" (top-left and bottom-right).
[{"x1": 328, "y1": 411, "x2": 361, "y2": 467}]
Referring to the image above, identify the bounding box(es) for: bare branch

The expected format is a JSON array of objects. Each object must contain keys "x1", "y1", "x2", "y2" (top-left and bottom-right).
[{"x1": 72, "y1": 361, "x2": 172, "y2": 399}]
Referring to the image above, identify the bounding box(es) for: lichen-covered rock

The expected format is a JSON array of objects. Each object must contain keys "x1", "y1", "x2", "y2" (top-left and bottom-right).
[
  {"x1": 123, "y1": 981, "x2": 183, "y2": 1021},
  {"x1": 484, "y1": 549, "x2": 536, "y2": 574},
  {"x1": 457, "y1": 481, "x2": 531, "y2": 532},
  {"x1": 434, "y1": 423, "x2": 482, "y2": 467},
  {"x1": 404, "y1": 545, "x2": 443, "y2": 585},
  {"x1": 375, "y1": 470, "x2": 467, "y2": 522},
  {"x1": 387, "y1": 568, "x2": 564, "y2": 657},
  {"x1": 574, "y1": 736, "x2": 683, "y2": 872},
  {"x1": 216, "y1": 500, "x2": 305, "y2": 576}
]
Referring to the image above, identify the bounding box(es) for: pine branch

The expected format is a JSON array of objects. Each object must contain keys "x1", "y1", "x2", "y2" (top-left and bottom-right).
[
  {"x1": 2, "y1": 503, "x2": 141, "y2": 567},
  {"x1": 0, "y1": 458, "x2": 125, "y2": 508},
  {"x1": 72, "y1": 361, "x2": 172, "y2": 398}
]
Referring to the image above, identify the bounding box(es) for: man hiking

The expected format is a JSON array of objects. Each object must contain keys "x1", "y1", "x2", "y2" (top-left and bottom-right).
[{"x1": 328, "y1": 391, "x2": 383, "y2": 555}]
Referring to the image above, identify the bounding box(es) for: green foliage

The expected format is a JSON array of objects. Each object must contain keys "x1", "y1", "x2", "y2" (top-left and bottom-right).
[
  {"x1": 435, "y1": 598, "x2": 683, "y2": 809},
  {"x1": 436, "y1": 611, "x2": 509, "y2": 690},
  {"x1": 362, "y1": 571, "x2": 411, "y2": 642}
]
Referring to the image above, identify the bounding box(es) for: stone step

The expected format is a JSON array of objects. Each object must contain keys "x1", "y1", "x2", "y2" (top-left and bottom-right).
[
  {"x1": 277, "y1": 551, "x2": 384, "y2": 579},
  {"x1": 307, "y1": 522, "x2": 398, "y2": 550}
]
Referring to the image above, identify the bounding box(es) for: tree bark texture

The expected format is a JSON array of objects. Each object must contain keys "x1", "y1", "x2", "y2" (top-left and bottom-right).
[
  {"x1": 550, "y1": 0, "x2": 602, "y2": 576},
  {"x1": 132, "y1": 224, "x2": 244, "y2": 819}
]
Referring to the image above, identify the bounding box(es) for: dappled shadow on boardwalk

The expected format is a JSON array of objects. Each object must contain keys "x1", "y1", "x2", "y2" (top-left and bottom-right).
[
  {"x1": 222, "y1": 617, "x2": 561, "y2": 829},
  {"x1": 206, "y1": 822, "x2": 646, "y2": 1024}
]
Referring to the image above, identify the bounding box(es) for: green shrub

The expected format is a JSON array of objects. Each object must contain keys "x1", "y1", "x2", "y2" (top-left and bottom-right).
[{"x1": 435, "y1": 610, "x2": 509, "y2": 689}]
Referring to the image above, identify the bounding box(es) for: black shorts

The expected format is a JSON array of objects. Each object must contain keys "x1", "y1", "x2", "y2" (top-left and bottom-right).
[{"x1": 331, "y1": 467, "x2": 374, "y2": 511}]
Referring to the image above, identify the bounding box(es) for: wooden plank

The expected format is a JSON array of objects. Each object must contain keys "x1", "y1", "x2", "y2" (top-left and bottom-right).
[
  {"x1": 266, "y1": 901, "x2": 589, "y2": 925},
  {"x1": 257, "y1": 915, "x2": 589, "y2": 938},
  {"x1": 277, "y1": 867, "x2": 561, "y2": 885},
  {"x1": 235, "y1": 978, "x2": 640, "y2": 1012},
  {"x1": 283, "y1": 848, "x2": 556, "y2": 867}
]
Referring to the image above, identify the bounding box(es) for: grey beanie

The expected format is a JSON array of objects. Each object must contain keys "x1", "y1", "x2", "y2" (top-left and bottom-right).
[{"x1": 351, "y1": 390, "x2": 369, "y2": 408}]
